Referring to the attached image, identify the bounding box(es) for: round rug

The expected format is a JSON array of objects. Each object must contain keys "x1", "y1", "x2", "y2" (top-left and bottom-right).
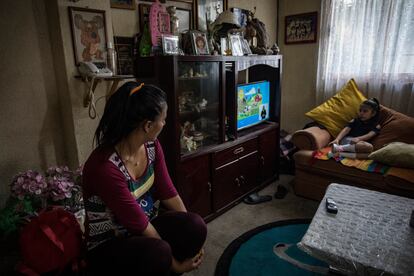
[{"x1": 215, "y1": 219, "x2": 328, "y2": 276}]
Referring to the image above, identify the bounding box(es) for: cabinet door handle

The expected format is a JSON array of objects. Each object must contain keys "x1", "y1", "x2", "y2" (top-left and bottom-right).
[
  {"x1": 235, "y1": 177, "x2": 240, "y2": 187},
  {"x1": 233, "y1": 147, "x2": 244, "y2": 155},
  {"x1": 240, "y1": 175, "x2": 246, "y2": 185},
  {"x1": 207, "y1": 182, "x2": 211, "y2": 192},
  {"x1": 260, "y1": 155, "x2": 265, "y2": 165}
]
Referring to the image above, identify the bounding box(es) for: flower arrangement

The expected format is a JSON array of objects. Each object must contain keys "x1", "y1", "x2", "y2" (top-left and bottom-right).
[{"x1": 0, "y1": 166, "x2": 83, "y2": 237}]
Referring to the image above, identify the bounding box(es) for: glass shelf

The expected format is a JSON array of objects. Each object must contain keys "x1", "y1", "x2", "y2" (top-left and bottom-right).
[{"x1": 178, "y1": 61, "x2": 220, "y2": 156}]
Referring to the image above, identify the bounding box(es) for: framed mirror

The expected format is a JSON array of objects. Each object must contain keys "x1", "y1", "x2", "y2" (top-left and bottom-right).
[{"x1": 195, "y1": 0, "x2": 228, "y2": 32}]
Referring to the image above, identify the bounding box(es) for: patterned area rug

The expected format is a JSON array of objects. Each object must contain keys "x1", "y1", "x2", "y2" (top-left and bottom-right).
[{"x1": 215, "y1": 219, "x2": 328, "y2": 276}]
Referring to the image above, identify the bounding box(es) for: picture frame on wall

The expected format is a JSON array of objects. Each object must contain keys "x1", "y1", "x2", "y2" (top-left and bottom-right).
[
  {"x1": 114, "y1": 36, "x2": 134, "y2": 75},
  {"x1": 285, "y1": 12, "x2": 318, "y2": 44},
  {"x1": 191, "y1": 31, "x2": 209, "y2": 55},
  {"x1": 161, "y1": 35, "x2": 180, "y2": 55},
  {"x1": 110, "y1": 0, "x2": 135, "y2": 10},
  {"x1": 176, "y1": 7, "x2": 192, "y2": 33},
  {"x1": 68, "y1": 7, "x2": 108, "y2": 65}
]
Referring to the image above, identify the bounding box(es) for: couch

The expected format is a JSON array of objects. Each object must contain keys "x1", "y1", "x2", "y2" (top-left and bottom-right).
[{"x1": 291, "y1": 105, "x2": 414, "y2": 200}]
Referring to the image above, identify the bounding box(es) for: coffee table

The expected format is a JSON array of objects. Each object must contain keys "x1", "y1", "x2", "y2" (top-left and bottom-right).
[{"x1": 299, "y1": 183, "x2": 414, "y2": 275}]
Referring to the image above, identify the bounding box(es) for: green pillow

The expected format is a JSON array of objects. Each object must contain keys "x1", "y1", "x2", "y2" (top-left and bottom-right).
[{"x1": 369, "y1": 142, "x2": 414, "y2": 169}]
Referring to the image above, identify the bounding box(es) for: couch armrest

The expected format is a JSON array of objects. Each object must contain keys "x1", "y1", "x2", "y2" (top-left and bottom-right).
[{"x1": 292, "y1": 126, "x2": 331, "y2": 150}]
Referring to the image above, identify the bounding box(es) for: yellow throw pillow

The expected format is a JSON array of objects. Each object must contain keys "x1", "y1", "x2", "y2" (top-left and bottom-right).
[
  {"x1": 369, "y1": 142, "x2": 414, "y2": 169},
  {"x1": 305, "y1": 79, "x2": 367, "y2": 137}
]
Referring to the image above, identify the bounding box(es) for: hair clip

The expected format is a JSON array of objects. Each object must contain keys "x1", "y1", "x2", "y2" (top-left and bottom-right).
[{"x1": 129, "y1": 83, "x2": 145, "y2": 96}]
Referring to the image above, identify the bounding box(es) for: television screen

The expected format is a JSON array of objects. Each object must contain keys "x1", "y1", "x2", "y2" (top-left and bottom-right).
[{"x1": 237, "y1": 81, "x2": 270, "y2": 130}]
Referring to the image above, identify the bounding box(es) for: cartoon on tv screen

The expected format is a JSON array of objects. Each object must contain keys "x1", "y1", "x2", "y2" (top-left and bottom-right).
[{"x1": 237, "y1": 81, "x2": 270, "y2": 130}]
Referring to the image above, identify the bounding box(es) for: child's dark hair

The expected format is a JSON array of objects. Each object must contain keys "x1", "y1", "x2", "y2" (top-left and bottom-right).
[
  {"x1": 95, "y1": 82, "x2": 167, "y2": 147},
  {"x1": 361, "y1": 98, "x2": 380, "y2": 113}
]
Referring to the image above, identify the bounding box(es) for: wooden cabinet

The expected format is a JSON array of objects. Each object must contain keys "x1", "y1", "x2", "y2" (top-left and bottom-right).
[
  {"x1": 259, "y1": 129, "x2": 278, "y2": 182},
  {"x1": 135, "y1": 55, "x2": 282, "y2": 221},
  {"x1": 212, "y1": 138, "x2": 259, "y2": 211},
  {"x1": 177, "y1": 155, "x2": 212, "y2": 218}
]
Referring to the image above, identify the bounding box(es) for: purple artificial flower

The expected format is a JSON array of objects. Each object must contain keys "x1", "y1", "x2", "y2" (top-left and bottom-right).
[
  {"x1": 45, "y1": 166, "x2": 80, "y2": 202},
  {"x1": 10, "y1": 170, "x2": 47, "y2": 200}
]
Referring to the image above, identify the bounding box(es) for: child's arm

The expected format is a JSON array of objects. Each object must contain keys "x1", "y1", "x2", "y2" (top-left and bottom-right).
[
  {"x1": 329, "y1": 126, "x2": 351, "y2": 145},
  {"x1": 349, "y1": 124, "x2": 381, "y2": 143}
]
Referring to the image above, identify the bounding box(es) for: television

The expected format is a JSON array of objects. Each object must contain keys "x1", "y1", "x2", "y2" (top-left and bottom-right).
[{"x1": 237, "y1": 81, "x2": 270, "y2": 130}]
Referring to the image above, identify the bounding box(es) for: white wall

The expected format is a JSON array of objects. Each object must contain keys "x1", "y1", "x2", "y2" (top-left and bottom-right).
[
  {"x1": 0, "y1": 0, "x2": 66, "y2": 205},
  {"x1": 278, "y1": 0, "x2": 321, "y2": 133},
  {"x1": 228, "y1": 0, "x2": 277, "y2": 46}
]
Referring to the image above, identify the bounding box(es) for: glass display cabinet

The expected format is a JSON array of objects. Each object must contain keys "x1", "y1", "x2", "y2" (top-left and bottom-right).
[{"x1": 177, "y1": 61, "x2": 220, "y2": 156}]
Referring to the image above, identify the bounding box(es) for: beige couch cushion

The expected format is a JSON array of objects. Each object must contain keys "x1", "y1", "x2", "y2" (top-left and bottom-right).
[{"x1": 369, "y1": 142, "x2": 414, "y2": 169}]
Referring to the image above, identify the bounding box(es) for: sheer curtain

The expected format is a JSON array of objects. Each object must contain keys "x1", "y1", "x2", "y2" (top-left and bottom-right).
[{"x1": 317, "y1": 0, "x2": 414, "y2": 116}]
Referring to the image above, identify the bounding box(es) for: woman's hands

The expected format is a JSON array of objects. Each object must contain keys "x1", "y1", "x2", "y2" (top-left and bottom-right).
[{"x1": 172, "y1": 248, "x2": 204, "y2": 273}]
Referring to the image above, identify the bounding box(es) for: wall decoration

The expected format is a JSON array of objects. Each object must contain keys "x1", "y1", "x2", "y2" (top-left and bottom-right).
[
  {"x1": 68, "y1": 7, "x2": 108, "y2": 65},
  {"x1": 196, "y1": 0, "x2": 228, "y2": 32},
  {"x1": 191, "y1": 31, "x2": 209, "y2": 55},
  {"x1": 110, "y1": 0, "x2": 135, "y2": 10},
  {"x1": 176, "y1": 7, "x2": 192, "y2": 33},
  {"x1": 285, "y1": 12, "x2": 318, "y2": 44},
  {"x1": 114, "y1": 36, "x2": 134, "y2": 75},
  {"x1": 139, "y1": 4, "x2": 152, "y2": 31}
]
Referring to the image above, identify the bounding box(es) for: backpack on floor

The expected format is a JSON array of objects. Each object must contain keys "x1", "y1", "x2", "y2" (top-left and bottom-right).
[{"x1": 17, "y1": 208, "x2": 84, "y2": 275}]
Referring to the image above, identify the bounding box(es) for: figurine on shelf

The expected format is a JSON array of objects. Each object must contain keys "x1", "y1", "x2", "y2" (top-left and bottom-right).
[
  {"x1": 182, "y1": 121, "x2": 195, "y2": 137},
  {"x1": 194, "y1": 98, "x2": 208, "y2": 112},
  {"x1": 199, "y1": 98, "x2": 208, "y2": 109},
  {"x1": 181, "y1": 135, "x2": 197, "y2": 152},
  {"x1": 167, "y1": 6, "x2": 179, "y2": 35},
  {"x1": 178, "y1": 95, "x2": 186, "y2": 112},
  {"x1": 192, "y1": 131, "x2": 204, "y2": 147}
]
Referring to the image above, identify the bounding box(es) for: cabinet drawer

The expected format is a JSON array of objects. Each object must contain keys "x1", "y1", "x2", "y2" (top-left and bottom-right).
[{"x1": 213, "y1": 138, "x2": 257, "y2": 168}]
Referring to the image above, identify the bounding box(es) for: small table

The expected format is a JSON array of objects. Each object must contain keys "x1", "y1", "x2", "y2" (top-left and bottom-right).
[{"x1": 299, "y1": 183, "x2": 414, "y2": 275}]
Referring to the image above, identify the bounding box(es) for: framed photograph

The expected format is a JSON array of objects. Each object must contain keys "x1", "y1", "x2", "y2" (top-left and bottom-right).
[
  {"x1": 229, "y1": 34, "x2": 243, "y2": 56},
  {"x1": 240, "y1": 38, "x2": 252, "y2": 55},
  {"x1": 139, "y1": 4, "x2": 151, "y2": 31},
  {"x1": 110, "y1": 0, "x2": 135, "y2": 10},
  {"x1": 285, "y1": 12, "x2": 318, "y2": 44},
  {"x1": 114, "y1": 36, "x2": 134, "y2": 75},
  {"x1": 158, "y1": 12, "x2": 171, "y2": 33},
  {"x1": 191, "y1": 31, "x2": 209, "y2": 55},
  {"x1": 68, "y1": 7, "x2": 108, "y2": 65},
  {"x1": 149, "y1": 2, "x2": 171, "y2": 46},
  {"x1": 196, "y1": 0, "x2": 228, "y2": 32},
  {"x1": 220, "y1": 37, "x2": 228, "y2": 55},
  {"x1": 176, "y1": 8, "x2": 192, "y2": 33},
  {"x1": 162, "y1": 35, "x2": 180, "y2": 55}
]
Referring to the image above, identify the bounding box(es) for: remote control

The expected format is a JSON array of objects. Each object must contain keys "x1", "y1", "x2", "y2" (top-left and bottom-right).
[{"x1": 326, "y1": 197, "x2": 338, "y2": 214}]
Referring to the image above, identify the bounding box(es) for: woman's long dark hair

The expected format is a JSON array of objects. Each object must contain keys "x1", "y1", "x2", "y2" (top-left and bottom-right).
[{"x1": 95, "y1": 82, "x2": 167, "y2": 148}]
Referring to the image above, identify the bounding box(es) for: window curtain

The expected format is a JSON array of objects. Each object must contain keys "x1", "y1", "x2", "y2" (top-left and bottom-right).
[{"x1": 316, "y1": 0, "x2": 414, "y2": 116}]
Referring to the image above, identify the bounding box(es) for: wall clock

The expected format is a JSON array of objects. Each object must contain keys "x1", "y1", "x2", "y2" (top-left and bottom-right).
[{"x1": 149, "y1": 0, "x2": 171, "y2": 46}]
